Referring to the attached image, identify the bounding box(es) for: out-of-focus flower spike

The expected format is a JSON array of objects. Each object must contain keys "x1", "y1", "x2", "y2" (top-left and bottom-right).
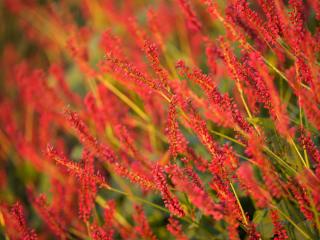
[
  {"x1": 186, "y1": 147, "x2": 208, "y2": 172},
  {"x1": 185, "y1": 105, "x2": 220, "y2": 157},
  {"x1": 167, "y1": 216, "x2": 188, "y2": 240},
  {"x1": 125, "y1": 17, "x2": 147, "y2": 49},
  {"x1": 133, "y1": 205, "x2": 157, "y2": 240},
  {"x1": 38, "y1": 113, "x2": 52, "y2": 150},
  {"x1": 67, "y1": 33, "x2": 97, "y2": 78},
  {"x1": 147, "y1": 9, "x2": 165, "y2": 49},
  {"x1": 308, "y1": 0, "x2": 320, "y2": 20},
  {"x1": 166, "y1": 95, "x2": 188, "y2": 158},
  {"x1": 288, "y1": 182, "x2": 314, "y2": 222},
  {"x1": 49, "y1": 64, "x2": 82, "y2": 105},
  {"x1": 234, "y1": 0, "x2": 277, "y2": 45},
  {"x1": 237, "y1": 163, "x2": 271, "y2": 208},
  {"x1": 143, "y1": 39, "x2": 172, "y2": 99},
  {"x1": 100, "y1": 53, "x2": 161, "y2": 94},
  {"x1": 256, "y1": 0, "x2": 282, "y2": 37},
  {"x1": 270, "y1": 210, "x2": 288, "y2": 240},
  {"x1": 113, "y1": 163, "x2": 156, "y2": 190},
  {"x1": 201, "y1": 0, "x2": 248, "y2": 47},
  {"x1": 1, "y1": 202, "x2": 38, "y2": 240},
  {"x1": 245, "y1": 51, "x2": 292, "y2": 138},
  {"x1": 183, "y1": 166, "x2": 203, "y2": 189},
  {"x1": 205, "y1": 41, "x2": 221, "y2": 75},
  {"x1": 177, "y1": 60, "x2": 252, "y2": 133},
  {"x1": 299, "y1": 129, "x2": 320, "y2": 165},
  {"x1": 176, "y1": 0, "x2": 202, "y2": 33},
  {"x1": 296, "y1": 170, "x2": 320, "y2": 212},
  {"x1": 152, "y1": 164, "x2": 185, "y2": 217},
  {"x1": 90, "y1": 224, "x2": 114, "y2": 240},
  {"x1": 247, "y1": 223, "x2": 261, "y2": 240},
  {"x1": 100, "y1": 30, "x2": 125, "y2": 59},
  {"x1": 168, "y1": 164, "x2": 224, "y2": 220},
  {"x1": 291, "y1": 86, "x2": 320, "y2": 131},
  {"x1": 104, "y1": 199, "x2": 116, "y2": 225},
  {"x1": 46, "y1": 145, "x2": 105, "y2": 185},
  {"x1": 78, "y1": 149, "x2": 99, "y2": 222},
  {"x1": 50, "y1": 177, "x2": 76, "y2": 224},
  {"x1": 63, "y1": 108, "x2": 117, "y2": 164},
  {"x1": 288, "y1": 0, "x2": 306, "y2": 53},
  {"x1": 14, "y1": 63, "x2": 65, "y2": 113},
  {"x1": 30, "y1": 193, "x2": 66, "y2": 239},
  {"x1": 115, "y1": 124, "x2": 150, "y2": 167}
]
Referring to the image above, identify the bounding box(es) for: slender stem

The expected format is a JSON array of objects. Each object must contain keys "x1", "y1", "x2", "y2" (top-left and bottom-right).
[
  {"x1": 95, "y1": 195, "x2": 132, "y2": 228},
  {"x1": 299, "y1": 104, "x2": 310, "y2": 168},
  {"x1": 289, "y1": 138, "x2": 307, "y2": 168},
  {"x1": 209, "y1": 129, "x2": 245, "y2": 147},
  {"x1": 230, "y1": 182, "x2": 248, "y2": 225},
  {"x1": 237, "y1": 84, "x2": 253, "y2": 120},
  {"x1": 85, "y1": 221, "x2": 91, "y2": 240},
  {"x1": 271, "y1": 204, "x2": 312, "y2": 240},
  {"x1": 0, "y1": 211, "x2": 10, "y2": 240},
  {"x1": 208, "y1": 127, "x2": 297, "y2": 175},
  {"x1": 263, "y1": 146, "x2": 297, "y2": 174},
  {"x1": 98, "y1": 75, "x2": 150, "y2": 122},
  {"x1": 99, "y1": 184, "x2": 195, "y2": 225},
  {"x1": 25, "y1": 105, "x2": 34, "y2": 142},
  {"x1": 69, "y1": 227, "x2": 88, "y2": 240},
  {"x1": 103, "y1": 184, "x2": 170, "y2": 213}
]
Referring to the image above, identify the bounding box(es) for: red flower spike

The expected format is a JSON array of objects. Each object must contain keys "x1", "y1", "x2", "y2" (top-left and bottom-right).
[
  {"x1": 271, "y1": 210, "x2": 288, "y2": 240},
  {"x1": 288, "y1": 182, "x2": 314, "y2": 222},
  {"x1": 256, "y1": 0, "x2": 282, "y2": 37},
  {"x1": 46, "y1": 145, "x2": 105, "y2": 185},
  {"x1": 237, "y1": 163, "x2": 271, "y2": 208},
  {"x1": 113, "y1": 163, "x2": 156, "y2": 190},
  {"x1": 90, "y1": 224, "x2": 114, "y2": 240},
  {"x1": 177, "y1": 0, "x2": 202, "y2": 32},
  {"x1": 152, "y1": 164, "x2": 185, "y2": 217},
  {"x1": 166, "y1": 95, "x2": 188, "y2": 158},
  {"x1": 288, "y1": 0, "x2": 306, "y2": 53},
  {"x1": 233, "y1": 0, "x2": 276, "y2": 45},
  {"x1": 2, "y1": 202, "x2": 38, "y2": 240},
  {"x1": 31, "y1": 194, "x2": 66, "y2": 239},
  {"x1": 115, "y1": 124, "x2": 150, "y2": 167},
  {"x1": 167, "y1": 216, "x2": 188, "y2": 240},
  {"x1": 143, "y1": 39, "x2": 171, "y2": 97},
  {"x1": 168, "y1": 164, "x2": 223, "y2": 220},
  {"x1": 133, "y1": 205, "x2": 157, "y2": 240},
  {"x1": 63, "y1": 108, "x2": 117, "y2": 164},
  {"x1": 50, "y1": 64, "x2": 81, "y2": 105},
  {"x1": 299, "y1": 130, "x2": 320, "y2": 164},
  {"x1": 78, "y1": 149, "x2": 99, "y2": 222}
]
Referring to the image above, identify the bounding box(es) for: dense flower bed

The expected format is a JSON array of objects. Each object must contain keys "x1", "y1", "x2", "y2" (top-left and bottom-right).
[{"x1": 0, "y1": 0, "x2": 320, "y2": 239}]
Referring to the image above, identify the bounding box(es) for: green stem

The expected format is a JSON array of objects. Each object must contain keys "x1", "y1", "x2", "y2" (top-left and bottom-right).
[
  {"x1": 208, "y1": 128, "x2": 297, "y2": 175},
  {"x1": 289, "y1": 138, "x2": 307, "y2": 168},
  {"x1": 271, "y1": 204, "x2": 312, "y2": 240},
  {"x1": 98, "y1": 75, "x2": 150, "y2": 122},
  {"x1": 209, "y1": 129, "x2": 245, "y2": 147},
  {"x1": 263, "y1": 146, "x2": 297, "y2": 175},
  {"x1": 230, "y1": 182, "x2": 248, "y2": 225},
  {"x1": 99, "y1": 184, "x2": 196, "y2": 225}
]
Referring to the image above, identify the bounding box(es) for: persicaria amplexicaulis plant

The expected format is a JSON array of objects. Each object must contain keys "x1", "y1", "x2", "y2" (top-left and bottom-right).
[{"x1": 1, "y1": 0, "x2": 320, "y2": 239}]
